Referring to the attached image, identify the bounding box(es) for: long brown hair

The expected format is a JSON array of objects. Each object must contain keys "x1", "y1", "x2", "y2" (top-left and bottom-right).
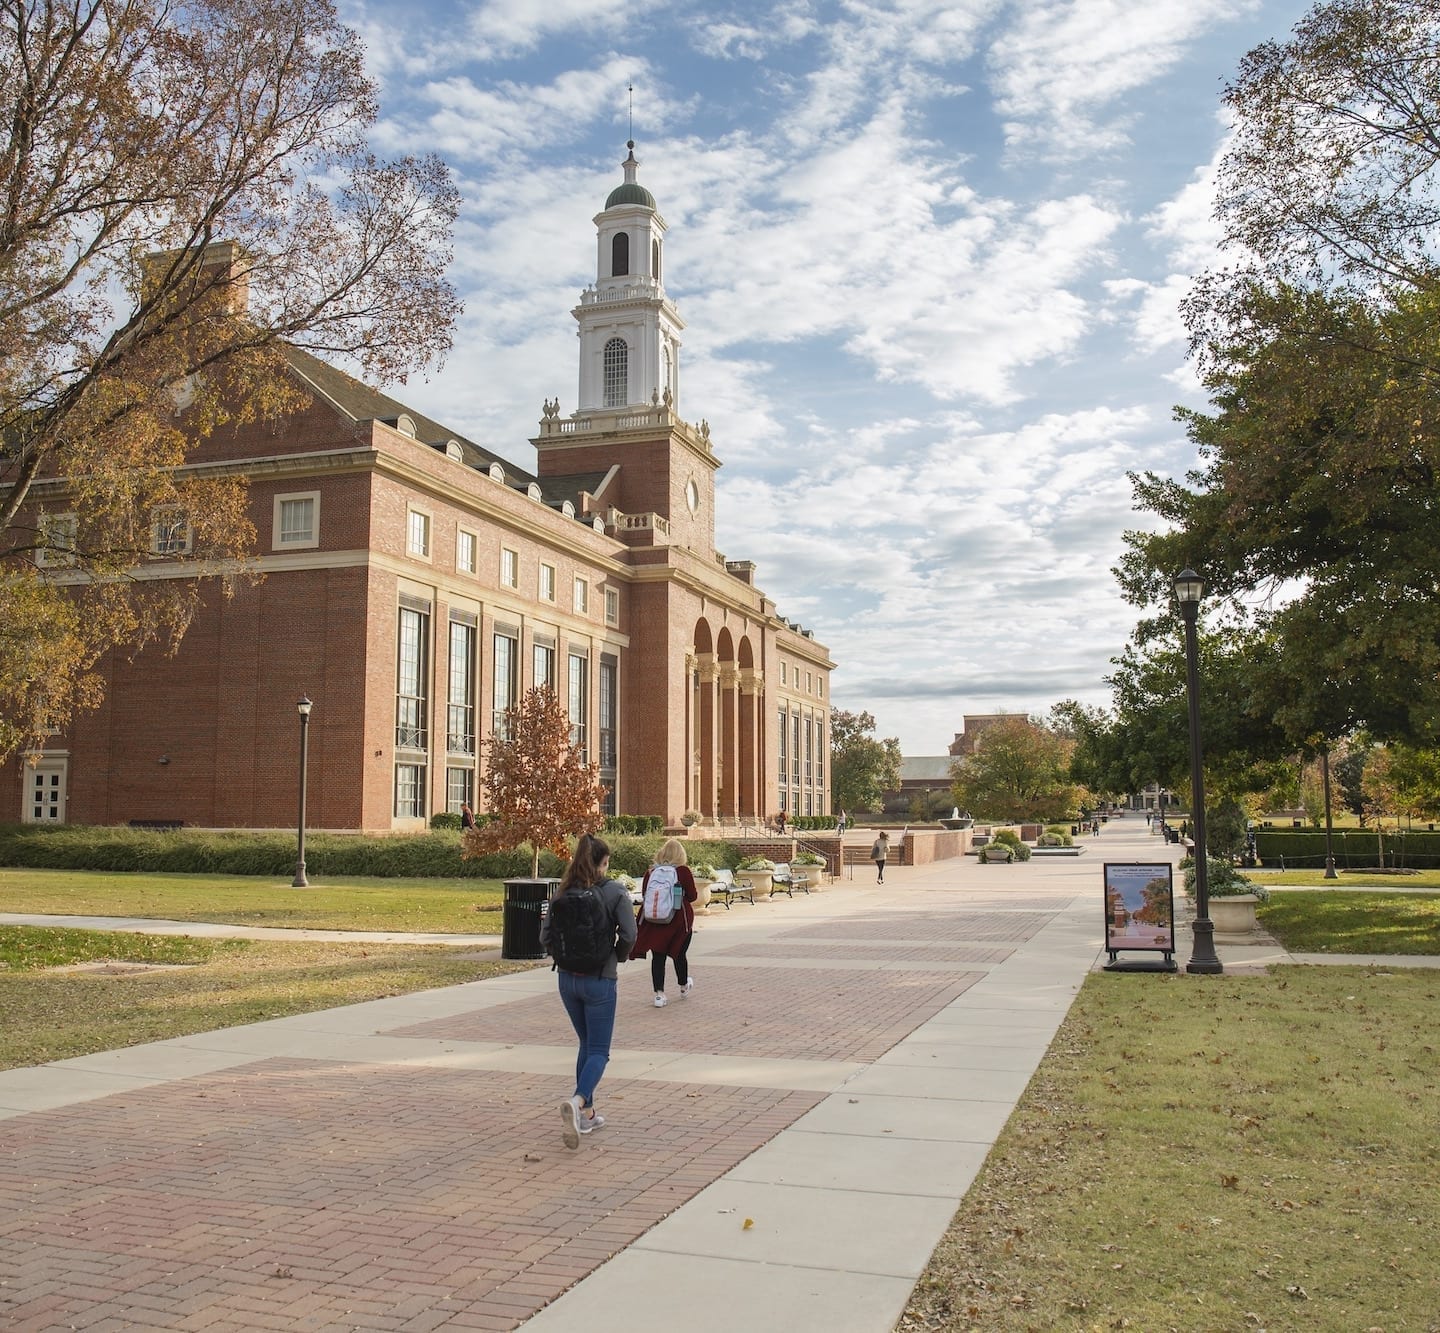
[{"x1": 559, "y1": 832, "x2": 611, "y2": 893}]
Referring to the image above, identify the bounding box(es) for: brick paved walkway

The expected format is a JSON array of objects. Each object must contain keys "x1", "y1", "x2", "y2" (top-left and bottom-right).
[{"x1": 1, "y1": 832, "x2": 1131, "y2": 1332}]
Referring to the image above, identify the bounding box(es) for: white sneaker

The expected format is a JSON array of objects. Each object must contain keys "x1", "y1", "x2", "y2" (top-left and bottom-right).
[
  {"x1": 679, "y1": 979, "x2": 695, "y2": 998},
  {"x1": 653, "y1": 992, "x2": 667, "y2": 1007},
  {"x1": 579, "y1": 1109, "x2": 605, "y2": 1134},
  {"x1": 560, "y1": 1095, "x2": 582, "y2": 1150}
]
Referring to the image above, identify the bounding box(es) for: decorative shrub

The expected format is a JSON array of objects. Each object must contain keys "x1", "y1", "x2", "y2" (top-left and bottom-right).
[
  {"x1": 690, "y1": 862, "x2": 716, "y2": 880},
  {"x1": 1180, "y1": 855, "x2": 1268, "y2": 901},
  {"x1": 1045, "y1": 824, "x2": 1074, "y2": 847},
  {"x1": 430, "y1": 812, "x2": 463, "y2": 830},
  {"x1": 737, "y1": 856, "x2": 773, "y2": 872},
  {"x1": 793, "y1": 850, "x2": 825, "y2": 865},
  {"x1": 990, "y1": 828, "x2": 1032, "y2": 861}
]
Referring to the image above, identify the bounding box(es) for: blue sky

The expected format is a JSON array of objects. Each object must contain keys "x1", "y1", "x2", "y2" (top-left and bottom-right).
[{"x1": 341, "y1": 0, "x2": 1312, "y2": 754}]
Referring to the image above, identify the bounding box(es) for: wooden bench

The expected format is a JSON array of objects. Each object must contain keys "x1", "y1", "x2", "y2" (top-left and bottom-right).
[{"x1": 708, "y1": 868, "x2": 755, "y2": 909}]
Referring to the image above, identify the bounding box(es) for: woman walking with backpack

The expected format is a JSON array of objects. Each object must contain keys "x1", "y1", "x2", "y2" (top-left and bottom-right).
[
  {"x1": 631, "y1": 838, "x2": 698, "y2": 1008},
  {"x1": 540, "y1": 833, "x2": 637, "y2": 1149}
]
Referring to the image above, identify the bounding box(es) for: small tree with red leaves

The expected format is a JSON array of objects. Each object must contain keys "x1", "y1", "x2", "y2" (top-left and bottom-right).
[{"x1": 464, "y1": 686, "x2": 606, "y2": 877}]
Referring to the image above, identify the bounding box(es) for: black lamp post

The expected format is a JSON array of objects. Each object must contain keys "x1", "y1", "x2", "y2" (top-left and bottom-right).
[
  {"x1": 293, "y1": 695, "x2": 312, "y2": 888},
  {"x1": 1173, "y1": 570, "x2": 1223, "y2": 975},
  {"x1": 1321, "y1": 748, "x2": 1338, "y2": 879}
]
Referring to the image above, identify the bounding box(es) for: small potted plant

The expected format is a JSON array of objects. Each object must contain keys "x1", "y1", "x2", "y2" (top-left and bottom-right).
[
  {"x1": 736, "y1": 856, "x2": 775, "y2": 898},
  {"x1": 689, "y1": 861, "x2": 716, "y2": 913},
  {"x1": 792, "y1": 849, "x2": 826, "y2": 889},
  {"x1": 681, "y1": 809, "x2": 701, "y2": 829},
  {"x1": 1183, "y1": 856, "x2": 1268, "y2": 934}
]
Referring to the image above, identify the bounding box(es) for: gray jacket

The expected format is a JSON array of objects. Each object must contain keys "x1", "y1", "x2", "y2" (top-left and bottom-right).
[{"x1": 539, "y1": 878, "x2": 637, "y2": 980}]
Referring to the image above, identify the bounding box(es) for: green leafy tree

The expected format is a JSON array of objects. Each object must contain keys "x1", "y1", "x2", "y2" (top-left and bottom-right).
[
  {"x1": 1361, "y1": 743, "x2": 1440, "y2": 823},
  {"x1": 950, "y1": 716, "x2": 1079, "y2": 823},
  {"x1": 829, "y1": 709, "x2": 902, "y2": 814},
  {"x1": 0, "y1": 0, "x2": 460, "y2": 758},
  {"x1": 464, "y1": 687, "x2": 606, "y2": 877}
]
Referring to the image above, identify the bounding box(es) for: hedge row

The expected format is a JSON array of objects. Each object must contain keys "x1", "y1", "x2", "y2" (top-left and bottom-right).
[
  {"x1": 1252, "y1": 828, "x2": 1440, "y2": 869},
  {"x1": 0, "y1": 825, "x2": 742, "y2": 880}
]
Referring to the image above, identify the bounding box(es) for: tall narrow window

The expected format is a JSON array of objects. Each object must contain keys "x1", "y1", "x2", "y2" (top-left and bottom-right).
[
  {"x1": 396, "y1": 606, "x2": 429, "y2": 750},
  {"x1": 792, "y1": 713, "x2": 801, "y2": 784},
  {"x1": 151, "y1": 507, "x2": 192, "y2": 555},
  {"x1": 778, "y1": 707, "x2": 788, "y2": 785},
  {"x1": 604, "y1": 586, "x2": 619, "y2": 626},
  {"x1": 573, "y1": 577, "x2": 588, "y2": 614},
  {"x1": 500, "y1": 547, "x2": 518, "y2": 588},
  {"x1": 599, "y1": 655, "x2": 618, "y2": 771},
  {"x1": 663, "y1": 345, "x2": 672, "y2": 397},
  {"x1": 603, "y1": 337, "x2": 628, "y2": 408},
  {"x1": 533, "y1": 642, "x2": 555, "y2": 692},
  {"x1": 611, "y1": 231, "x2": 629, "y2": 276},
  {"x1": 394, "y1": 763, "x2": 425, "y2": 819},
  {"x1": 539, "y1": 563, "x2": 556, "y2": 602},
  {"x1": 492, "y1": 632, "x2": 517, "y2": 739},
  {"x1": 446, "y1": 766, "x2": 473, "y2": 814},
  {"x1": 568, "y1": 652, "x2": 588, "y2": 753},
  {"x1": 407, "y1": 509, "x2": 431, "y2": 558},
  {"x1": 652, "y1": 238, "x2": 661, "y2": 281},
  {"x1": 447, "y1": 620, "x2": 476, "y2": 754},
  {"x1": 457, "y1": 529, "x2": 477, "y2": 574},
  {"x1": 805, "y1": 717, "x2": 813, "y2": 784}
]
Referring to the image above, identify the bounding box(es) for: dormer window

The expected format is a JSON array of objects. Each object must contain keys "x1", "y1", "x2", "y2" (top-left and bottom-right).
[
  {"x1": 603, "y1": 337, "x2": 628, "y2": 408},
  {"x1": 611, "y1": 232, "x2": 629, "y2": 277}
]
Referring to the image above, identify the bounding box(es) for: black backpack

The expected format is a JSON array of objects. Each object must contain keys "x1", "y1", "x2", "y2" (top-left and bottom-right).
[{"x1": 547, "y1": 885, "x2": 615, "y2": 974}]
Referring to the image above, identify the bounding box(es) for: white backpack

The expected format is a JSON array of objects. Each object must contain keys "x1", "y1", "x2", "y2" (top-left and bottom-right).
[{"x1": 642, "y1": 864, "x2": 680, "y2": 924}]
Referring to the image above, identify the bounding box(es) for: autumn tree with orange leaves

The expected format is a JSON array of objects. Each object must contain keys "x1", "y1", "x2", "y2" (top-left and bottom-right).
[
  {"x1": 0, "y1": 0, "x2": 460, "y2": 757},
  {"x1": 465, "y1": 687, "x2": 607, "y2": 878}
]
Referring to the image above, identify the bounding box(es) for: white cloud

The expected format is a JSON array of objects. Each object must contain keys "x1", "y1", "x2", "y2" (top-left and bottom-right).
[
  {"x1": 465, "y1": 0, "x2": 669, "y2": 59},
  {"x1": 990, "y1": 0, "x2": 1255, "y2": 157}
]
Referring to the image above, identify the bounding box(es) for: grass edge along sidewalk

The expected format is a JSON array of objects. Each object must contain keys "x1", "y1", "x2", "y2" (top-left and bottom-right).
[
  {"x1": 901, "y1": 963, "x2": 1439, "y2": 1332},
  {"x1": 0, "y1": 927, "x2": 534, "y2": 1071}
]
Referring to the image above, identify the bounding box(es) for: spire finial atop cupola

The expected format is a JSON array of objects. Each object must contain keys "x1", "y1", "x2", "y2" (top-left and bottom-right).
[{"x1": 605, "y1": 136, "x2": 655, "y2": 210}]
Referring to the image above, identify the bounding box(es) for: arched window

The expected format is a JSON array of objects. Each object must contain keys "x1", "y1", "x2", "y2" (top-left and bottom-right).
[
  {"x1": 652, "y1": 239, "x2": 661, "y2": 281},
  {"x1": 611, "y1": 232, "x2": 629, "y2": 277},
  {"x1": 603, "y1": 337, "x2": 628, "y2": 407}
]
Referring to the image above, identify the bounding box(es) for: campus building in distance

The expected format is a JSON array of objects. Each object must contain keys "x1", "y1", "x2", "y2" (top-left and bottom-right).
[{"x1": 5, "y1": 145, "x2": 834, "y2": 832}]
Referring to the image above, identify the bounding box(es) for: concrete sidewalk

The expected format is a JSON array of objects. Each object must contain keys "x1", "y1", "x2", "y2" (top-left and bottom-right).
[{"x1": 0, "y1": 821, "x2": 1429, "y2": 1332}]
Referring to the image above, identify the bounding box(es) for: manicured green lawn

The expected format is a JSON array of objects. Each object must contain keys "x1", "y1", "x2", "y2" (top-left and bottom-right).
[
  {"x1": 0, "y1": 925, "x2": 533, "y2": 1070},
  {"x1": 904, "y1": 965, "x2": 1440, "y2": 1330},
  {"x1": 1259, "y1": 890, "x2": 1440, "y2": 954},
  {"x1": 0, "y1": 867, "x2": 503, "y2": 932},
  {"x1": 1256, "y1": 867, "x2": 1440, "y2": 889}
]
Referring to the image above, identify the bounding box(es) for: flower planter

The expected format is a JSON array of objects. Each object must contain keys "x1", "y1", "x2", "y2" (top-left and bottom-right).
[
  {"x1": 692, "y1": 879, "x2": 713, "y2": 914},
  {"x1": 1209, "y1": 894, "x2": 1261, "y2": 935},
  {"x1": 737, "y1": 869, "x2": 773, "y2": 899},
  {"x1": 794, "y1": 863, "x2": 825, "y2": 890}
]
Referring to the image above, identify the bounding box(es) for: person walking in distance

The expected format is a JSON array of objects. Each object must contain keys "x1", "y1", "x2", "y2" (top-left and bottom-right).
[
  {"x1": 871, "y1": 830, "x2": 889, "y2": 884},
  {"x1": 631, "y1": 838, "x2": 698, "y2": 1007},
  {"x1": 540, "y1": 833, "x2": 637, "y2": 1150}
]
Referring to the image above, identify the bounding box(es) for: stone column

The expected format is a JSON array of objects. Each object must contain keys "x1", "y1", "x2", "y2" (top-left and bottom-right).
[
  {"x1": 696, "y1": 654, "x2": 718, "y2": 817},
  {"x1": 739, "y1": 668, "x2": 763, "y2": 820},
  {"x1": 719, "y1": 663, "x2": 739, "y2": 821}
]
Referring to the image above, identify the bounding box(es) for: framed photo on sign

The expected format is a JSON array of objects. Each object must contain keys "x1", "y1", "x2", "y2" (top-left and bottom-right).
[{"x1": 1102, "y1": 862, "x2": 1176, "y2": 971}]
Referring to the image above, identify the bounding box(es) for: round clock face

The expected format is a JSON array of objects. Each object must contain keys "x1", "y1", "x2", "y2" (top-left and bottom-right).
[{"x1": 686, "y1": 479, "x2": 699, "y2": 512}]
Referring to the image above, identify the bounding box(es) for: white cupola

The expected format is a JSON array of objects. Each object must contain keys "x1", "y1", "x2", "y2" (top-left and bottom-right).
[{"x1": 572, "y1": 142, "x2": 685, "y2": 414}]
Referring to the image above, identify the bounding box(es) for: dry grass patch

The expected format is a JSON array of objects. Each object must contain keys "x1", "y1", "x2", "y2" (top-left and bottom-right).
[
  {"x1": 0, "y1": 926, "x2": 534, "y2": 1070},
  {"x1": 902, "y1": 966, "x2": 1440, "y2": 1332},
  {"x1": 0, "y1": 867, "x2": 503, "y2": 932}
]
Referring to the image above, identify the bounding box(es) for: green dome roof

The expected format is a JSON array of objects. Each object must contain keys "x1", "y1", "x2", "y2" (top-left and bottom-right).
[
  {"x1": 606, "y1": 142, "x2": 656, "y2": 210},
  {"x1": 605, "y1": 181, "x2": 655, "y2": 209}
]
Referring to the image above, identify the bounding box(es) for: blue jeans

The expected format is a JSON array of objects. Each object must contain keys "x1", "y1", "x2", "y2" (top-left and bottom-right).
[{"x1": 557, "y1": 971, "x2": 617, "y2": 1107}]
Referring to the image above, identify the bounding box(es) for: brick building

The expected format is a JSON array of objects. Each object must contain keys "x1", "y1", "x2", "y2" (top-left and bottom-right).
[{"x1": 5, "y1": 146, "x2": 835, "y2": 832}]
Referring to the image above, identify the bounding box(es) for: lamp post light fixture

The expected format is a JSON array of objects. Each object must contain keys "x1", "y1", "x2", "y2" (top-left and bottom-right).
[
  {"x1": 1172, "y1": 570, "x2": 1223, "y2": 975},
  {"x1": 293, "y1": 695, "x2": 312, "y2": 889}
]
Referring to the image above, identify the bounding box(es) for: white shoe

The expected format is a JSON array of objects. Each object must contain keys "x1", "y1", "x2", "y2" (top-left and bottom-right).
[
  {"x1": 560, "y1": 1095, "x2": 582, "y2": 1149},
  {"x1": 653, "y1": 992, "x2": 667, "y2": 1007},
  {"x1": 679, "y1": 979, "x2": 695, "y2": 998},
  {"x1": 579, "y1": 1109, "x2": 605, "y2": 1134}
]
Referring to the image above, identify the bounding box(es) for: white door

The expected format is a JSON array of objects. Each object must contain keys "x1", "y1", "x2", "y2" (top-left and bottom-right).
[{"x1": 24, "y1": 757, "x2": 67, "y2": 823}]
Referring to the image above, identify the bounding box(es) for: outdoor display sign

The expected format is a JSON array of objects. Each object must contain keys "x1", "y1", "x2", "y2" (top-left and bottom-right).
[{"x1": 1102, "y1": 861, "x2": 1177, "y2": 973}]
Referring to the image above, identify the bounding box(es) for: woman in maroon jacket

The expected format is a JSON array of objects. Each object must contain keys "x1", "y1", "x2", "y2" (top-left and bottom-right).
[{"x1": 632, "y1": 838, "x2": 698, "y2": 1007}]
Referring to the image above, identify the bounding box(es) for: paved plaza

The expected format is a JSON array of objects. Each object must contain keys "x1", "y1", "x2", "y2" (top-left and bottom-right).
[{"x1": 0, "y1": 821, "x2": 1419, "y2": 1332}]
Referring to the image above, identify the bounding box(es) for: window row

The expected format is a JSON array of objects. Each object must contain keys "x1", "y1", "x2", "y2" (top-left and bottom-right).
[
  {"x1": 410, "y1": 507, "x2": 620, "y2": 626},
  {"x1": 779, "y1": 659, "x2": 825, "y2": 699},
  {"x1": 776, "y1": 709, "x2": 826, "y2": 787},
  {"x1": 394, "y1": 605, "x2": 618, "y2": 820}
]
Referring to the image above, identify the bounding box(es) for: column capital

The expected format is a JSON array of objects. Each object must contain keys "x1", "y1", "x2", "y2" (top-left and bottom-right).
[{"x1": 739, "y1": 668, "x2": 764, "y2": 696}]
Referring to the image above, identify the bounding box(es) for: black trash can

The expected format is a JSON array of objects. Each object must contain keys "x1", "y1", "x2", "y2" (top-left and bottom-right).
[{"x1": 502, "y1": 878, "x2": 559, "y2": 960}]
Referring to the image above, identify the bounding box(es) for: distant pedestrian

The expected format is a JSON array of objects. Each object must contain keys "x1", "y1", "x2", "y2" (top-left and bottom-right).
[
  {"x1": 460, "y1": 800, "x2": 476, "y2": 830},
  {"x1": 776, "y1": 810, "x2": 786, "y2": 834},
  {"x1": 837, "y1": 809, "x2": 848, "y2": 835},
  {"x1": 539, "y1": 833, "x2": 637, "y2": 1150},
  {"x1": 870, "y1": 831, "x2": 889, "y2": 884},
  {"x1": 631, "y1": 838, "x2": 698, "y2": 1007}
]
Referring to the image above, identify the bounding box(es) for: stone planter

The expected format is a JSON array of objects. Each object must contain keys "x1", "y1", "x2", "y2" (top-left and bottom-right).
[
  {"x1": 692, "y1": 879, "x2": 713, "y2": 914},
  {"x1": 793, "y1": 863, "x2": 825, "y2": 890},
  {"x1": 979, "y1": 844, "x2": 1014, "y2": 864},
  {"x1": 1209, "y1": 894, "x2": 1261, "y2": 934},
  {"x1": 737, "y1": 869, "x2": 773, "y2": 899}
]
